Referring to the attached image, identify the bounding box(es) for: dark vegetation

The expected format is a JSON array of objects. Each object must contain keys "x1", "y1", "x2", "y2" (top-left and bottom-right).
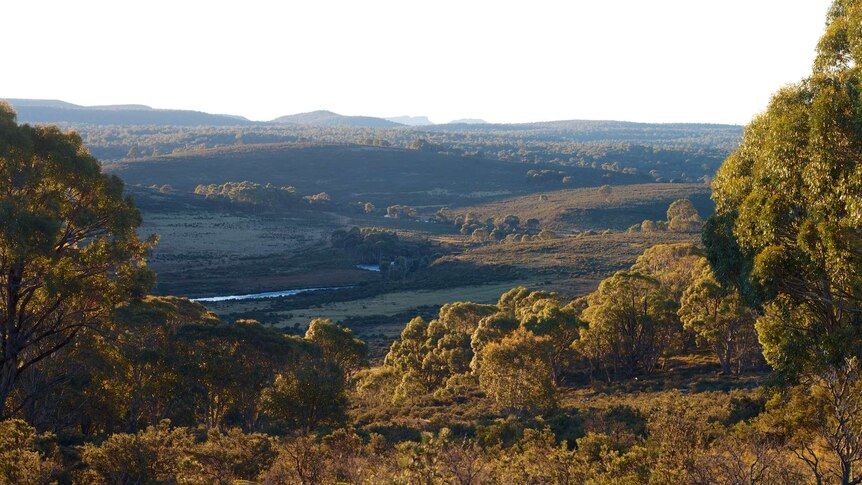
[
  {"x1": 105, "y1": 143, "x2": 644, "y2": 207},
  {"x1": 2, "y1": 2, "x2": 862, "y2": 482}
]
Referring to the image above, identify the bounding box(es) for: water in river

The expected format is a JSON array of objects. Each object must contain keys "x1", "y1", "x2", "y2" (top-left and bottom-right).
[{"x1": 192, "y1": 286, "x2": 347, "y2": 303}]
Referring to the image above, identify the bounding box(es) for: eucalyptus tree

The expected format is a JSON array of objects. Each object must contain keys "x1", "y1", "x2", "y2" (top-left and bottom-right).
[{"x1": 0, "y1": 103, "x2": 154, "y2": 416}]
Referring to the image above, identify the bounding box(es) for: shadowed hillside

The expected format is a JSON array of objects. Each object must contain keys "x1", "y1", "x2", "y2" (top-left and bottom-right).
[{"x1": 106, "y1": 143, "x2": 649, "y2": 207}]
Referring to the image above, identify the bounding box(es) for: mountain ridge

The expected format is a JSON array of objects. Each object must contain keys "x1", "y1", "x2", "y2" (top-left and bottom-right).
[
  {"x1": 2, "y1": 98, "x2": 743, "y2": 130},
  {"x1": 271, "y1": 110, "x2": 404, "y2": 128}
]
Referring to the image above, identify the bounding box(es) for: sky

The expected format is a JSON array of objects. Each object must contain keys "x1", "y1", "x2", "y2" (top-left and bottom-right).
[{"x1": 4, "y1": 0, "x2": 834, "y2": 125}]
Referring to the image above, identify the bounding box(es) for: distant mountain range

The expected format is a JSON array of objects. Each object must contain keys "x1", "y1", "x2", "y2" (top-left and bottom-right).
[
  {"x1": 385, "y1": 115, "x2": 434, "y2": 126},
  {"x1": 1, "y1": 98, "x2": 741, "y2": 135},
  {"x1": 3, "y1": 99, "x2": 254, "y2": 126},
  {"x1": 1, "y1": 98, "x2": 499, "y2": 129},
  {"x1": 449, "y1": 118, "x2": 488, "y2": 125},
  {"x1": 272, "y1": 110, "x2": 402, "y2": 128}
]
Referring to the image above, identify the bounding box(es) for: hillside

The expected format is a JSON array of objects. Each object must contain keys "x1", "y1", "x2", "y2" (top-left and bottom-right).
[
  {"x1": 272, "y1": 110, "x2": 403, "y2": 128},
  {"x1": 428, "y1": 118, "x2": 742, "y2": 146},
  {"x1": 460, "y1": 183, "x2": 713, "y2": 232},
  {"x1": 4, "y1": 98, "x2": 252, "y2": 126},
  {"x1": 106, "y1": 143, "x2": 648, "y2": 207}
]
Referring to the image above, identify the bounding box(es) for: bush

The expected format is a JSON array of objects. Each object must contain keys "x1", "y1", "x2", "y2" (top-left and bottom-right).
[{"x1": 0, "y1": 420, "x2": 59, "y2": 485}]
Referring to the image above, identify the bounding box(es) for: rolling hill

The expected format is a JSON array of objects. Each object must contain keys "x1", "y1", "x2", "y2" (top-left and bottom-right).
[
  {"x1": 272, "y1": 110, "x2": 403, "y2": 128},
  {"x1": 105, "y1": 143, "x2": 649, "y2": 207},
  {"x1": 3, "y1": 98, "x2": 253, "y2": 126}
]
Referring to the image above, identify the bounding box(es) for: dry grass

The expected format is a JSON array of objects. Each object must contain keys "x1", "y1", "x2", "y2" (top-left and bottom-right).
[
  {"x1": 458, "y1": 182, "x2": 711, "y2": 232},
  {"x1": 441, "y1": 230, "x2": 701, "y2": 282}
]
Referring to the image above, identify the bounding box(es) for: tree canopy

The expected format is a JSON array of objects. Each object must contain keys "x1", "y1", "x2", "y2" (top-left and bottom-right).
[
  {"x1": 707, "y1": 0, "x2": 862, "y2": 379},
  {"x1": 0, "y1": 103, "x2": 154, "y2": 416}
]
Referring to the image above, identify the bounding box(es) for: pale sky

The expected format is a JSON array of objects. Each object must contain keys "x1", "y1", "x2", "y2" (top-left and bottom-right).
[{"x1": 4, "y1": 0, "x2": 833, "y2": 125}]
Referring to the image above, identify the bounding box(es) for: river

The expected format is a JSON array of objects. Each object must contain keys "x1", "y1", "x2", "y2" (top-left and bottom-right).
[
  {"x1": 191, "y1": 286, "x2": 348, "y2": 303},
  {"x1": 191, "y1": 264, "x2": 380, "y2": 302}
]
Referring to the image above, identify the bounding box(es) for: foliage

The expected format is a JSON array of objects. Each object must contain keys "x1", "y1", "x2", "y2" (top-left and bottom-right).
[
  {"x1": 330, "y1": 226, "x2": 434, "y2": 279},
  {"x1": 760, "y1": 357, "x2": 862, "y2": 485},
  {"x1": 383, "y1": 316, "x2": 473, "y2": 399},
  {"x1": 10, "y1": 296, "x2": 351, "y2": 436},
  {"x1": 385, "y1": 204, "x2": 418, "y2": 219},
  {"x1": 260, "y1": 358, "x2": 347, "y2": 431},
  {"x1": 378, "y1": 287, "x2": 581, "y2": 407},
  {"x1": 75, "y1": 421, "x2": 279, "y2": 484},
  {"x1": 666, "y1": 198, "x2": 703, "y2": 232},
  {"x1": 679, "y1": 266, "x2": 761, "y2": 374},
  {"x1": 77, "y1": 420, "x2": 196, "y2": 484},
  {"x1": 194, "y1": 180, "x2": 303, "y2": 209},
  {"x1": 0, "y1": 419, "x2": 58, "y2": 484},
  {"x1": 304, "y1": 318, "x2": 369, "y2": 381},
  {"x1": 579, "y1": 272, "x2": 675, "y2": 377},
  {"x1": 478, "y1": 328, "x2": 557, "y2": 415},
  {"x1": 0, "y1": 104, "x2": 154, "y2": 416},
  {"x1": 708, "y1": 0, "x2": 862, "y2": 380}
]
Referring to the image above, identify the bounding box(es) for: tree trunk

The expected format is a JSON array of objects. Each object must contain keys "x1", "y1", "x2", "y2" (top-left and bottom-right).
[{"x1": 0, "y1": 355, "x2": 19, "y2": 418}]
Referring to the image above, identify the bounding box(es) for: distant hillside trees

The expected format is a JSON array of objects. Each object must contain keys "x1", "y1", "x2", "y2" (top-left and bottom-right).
[
  {"x1": 348, "y1": 201, "x2": 376, "y2": 215},
  {"x1": 666, "y1": 199, "x2": 702, "y2": 232},
  {"x1": 435, "y1": 209, "x2": 551, "y2": 242},
  {"x1": 303, "y1": 192, "x2": 331, "y2": 208},
  {"x1": 385, "y1": 205, "x2": 417, "y2": 219},
  {"x1": 193, "y1": 181, "x2": 332, "y2": 211},
  {"x1": 634, "y1": 198, "x2": 702, "y2": 233},
  {"x1": 408, "y1": 138, "x2": 439, "y2": 152},
  {"x1": 526, "y1": 169, "x2": 569, "y2": 184},
  {"x1": 330, "y1": 227, "x2": 434, "y2": 279},
  {"x1": 194, "y1": 181, "x2": 300, "y2": 208}
]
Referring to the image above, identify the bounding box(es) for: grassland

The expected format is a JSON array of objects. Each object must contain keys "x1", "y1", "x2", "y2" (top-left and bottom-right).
[
  {"x1": 458, "y1": 182, "x2": 712, "y2": 232},
  {"x1": 444, "y1": 230, "x2": 701, "y2": 286}
]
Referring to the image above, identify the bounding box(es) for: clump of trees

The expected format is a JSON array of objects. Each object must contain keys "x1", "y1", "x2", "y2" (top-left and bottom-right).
[
  {"x1": 578, "y1": 243, "x2": 762, "y2": 378},
  {"x1": 633, "y1": 198, "x2": 703, "y2": 233},
  {"x1": 8, "y1": 296, "x2": 358, "y2": 436},
  {"x1": 434, "y1": 209, "x2": 553, "y2": 242},
  {"x1": 330, "y1": 226, "x2": 435, "y2": 279},
  {"x1": 347, "y1": 201, "x2": 376, "y2": 215},
  {"x1": 526, "y1": 169, "x2": 570, "y2": 184},
  {"x1": 193, "y1": 180, "x2": 333, "y2": 211},
  {"x1": 369, "y1": 288, "x2": 582, "y2": 414},
  {"x1": 194, "y1": 181, "x2": 296, "y2": 208},
  {"x1": 385, "y1": 204, "x2": 418, "y2": 219}
]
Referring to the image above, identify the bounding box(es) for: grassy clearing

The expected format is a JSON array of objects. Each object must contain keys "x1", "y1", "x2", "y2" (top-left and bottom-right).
[
  {"x1": 459, "y1": 182, "x2": 712, "y2": 232},
  {"x1": 442, "y1": 230, "x2": 701, "y2": 285}
]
